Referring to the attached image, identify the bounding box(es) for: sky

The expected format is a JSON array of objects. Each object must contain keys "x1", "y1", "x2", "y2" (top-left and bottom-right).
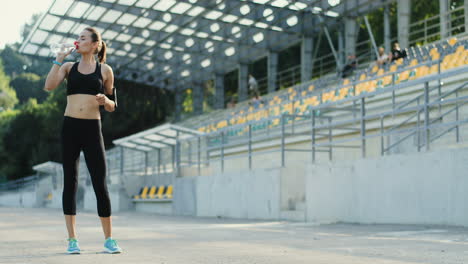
[{"x1": 0, "y1": 0, "x2": 53, "y2": 49}]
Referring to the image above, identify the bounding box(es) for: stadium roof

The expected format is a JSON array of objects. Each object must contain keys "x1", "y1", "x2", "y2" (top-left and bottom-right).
[
  {"x1": 113, "y1": 123, "x2": 203, "y2": 152},
  {"x1": 20, "y1": 0, "x2": 393, "y2": 90}
]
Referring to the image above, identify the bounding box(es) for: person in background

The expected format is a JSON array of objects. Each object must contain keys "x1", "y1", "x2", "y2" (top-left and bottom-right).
[
  {"x1": 376, "y1": 47, "x2": 390, "y2": 66},
  {"x1": 341, "y1": 55, "x2": 357, "y2": 78},
  {"x1": 227, "y1": 96, "x2": 237, "y2": 108},
  {"x1": 250, "y1": 92, "x2": 263, "y2": 108},
  {"x1": 390, "y1": 42, "x2": 407, "y2": 62},
  {"x1": 248, "y1": 74, "x2": 259, "y2": 97}
]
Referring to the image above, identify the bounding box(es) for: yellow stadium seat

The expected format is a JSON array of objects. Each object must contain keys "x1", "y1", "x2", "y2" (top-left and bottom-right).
[
  {"x1": 147, "y1": 186, "x2": 157, "y2": 199},
  {"x1": 382, "y1": 75, "x2": 392, "y2": 87},
  {"x1": 448, "y1": 37, "x2": 457, "y2": 46},
  {"x1": 409, "y1": 59, "x2": 418, "y2": 67},
  {"x1": 164, "y1": 185, "x2": 173, "y2": 199},
  {"x1": 377, "y1": 68, "x2": 385, "y2": 76},
  {"x1": 371, "y1": 65, "x2": 379, "y2": 73},
  {"x1": 308, "y1": 85, "x2": 315, "y2": 92},
  {"x1": 389, "y1": 64, "x2": 398, "y2": 73},
  {"x1": 399, "y1": 70, "x2": 410, "y2": 82},
  {"x1": 45, "y1": 193, "x2": 53, "y2": 201},
  {"x1": 133, "y1": 186, "x2": 148, "y2": 199},
  {"x1": 342, "y1": 79, "x2": 350, "y2": 85},
  {"x1": 154, "y1": 185, "x2": 166, "y2": 199}
]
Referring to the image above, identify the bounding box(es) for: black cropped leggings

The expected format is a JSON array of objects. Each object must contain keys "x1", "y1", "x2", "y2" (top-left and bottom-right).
[{"x1": 61, "y1": 116, "x2": 111, "y2": 217}]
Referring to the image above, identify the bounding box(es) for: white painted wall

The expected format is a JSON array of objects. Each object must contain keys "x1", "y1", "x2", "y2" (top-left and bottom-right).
[
  {"x1": 195, "y1": 168, "x2": 281, "y2": 220},
  {"x1": 306, "y1": 146, "x2": 468, "y2": 226}
]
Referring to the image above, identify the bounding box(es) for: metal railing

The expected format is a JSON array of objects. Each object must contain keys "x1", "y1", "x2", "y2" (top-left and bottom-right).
[
  {"x1": 0, "y1": 175, "x2": 38, "y2": 191},
  {"x1": 174, "y1": 62, "x2": 468, "y2": 173}
]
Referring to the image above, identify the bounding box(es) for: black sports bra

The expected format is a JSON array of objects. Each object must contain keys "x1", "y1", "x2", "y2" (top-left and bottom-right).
[{"x1": 67, "y1": 61, "x2": 104, "y2": 96}]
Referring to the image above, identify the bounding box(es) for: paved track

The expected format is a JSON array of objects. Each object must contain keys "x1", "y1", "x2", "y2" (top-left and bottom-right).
[{"x1": 0, "y1": 207, "x2": 467, "y2": 264}]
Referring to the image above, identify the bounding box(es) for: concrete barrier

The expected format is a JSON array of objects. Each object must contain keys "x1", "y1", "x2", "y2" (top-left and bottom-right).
[{"x1": 306, "y1": 146, "x2": 468, "y2": 226}]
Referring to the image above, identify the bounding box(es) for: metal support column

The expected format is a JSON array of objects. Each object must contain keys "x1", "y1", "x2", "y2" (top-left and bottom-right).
[
  {"x1": 281, "y1": 115, "x2": 286, "y2": 167},
  {"x1": 215, "y1": 73, "x2": 224, "y2": 109},
  {"x1": 192, "y1": 82, "x2": 203, "y2": 115},
  {"x1": 344, "y1": 16, "x2": 358, "y2": 57},
  {"x1": 397, "y1": 0, "x2": 411, "y2": 48},
  {"x1": 197, "y1": 136, "x2": 201, "y2": 175},
  {"x1": 267, "y1": 50, "x2": 278, "y2": 93},
  {"x1": 301, "y1": 36, "x2": 313, "y2": 82},
  {"x1": 322, "y1": 21, "x2": 342, "y2": 69},
  {"x1": 424, "y1": 82, "x2": 430, "y2": 151},
  {"x1": 119, "y1": 146, "x2": 124, "y2": 175},
  {"x1": 364, "y1": 16, "x2": 380, "y2": 58},
  {"x1": 360, "y1": 98, "x2": 366, "y2": 158},
  {"x1": 220, "y1": 132, "x2": 225, "y2": 172},
  {"x1": 238, "y1": 63, "x2": 248, "y2": 101},
  {"x1": 248, "y1": 124, "x2": 252, "y2": 170},
  {"x1": 144, "y1": 151, "x2": 149, "y2": 176},
  {"x1": 465, "y1": 0, "x2": 468, "y2": 34},
  {"x1": 440, "y1": 0, "x2": 450, "y2": 39},
  {"x1": 174, "y1": 87, "x2": 182, "y2": 122},
  {"x1": 384, "y1": 4, "x2": 391, "y2": 52},
  {"x1": 311, "y1": 110, "x2": 316, "y2": 162}
]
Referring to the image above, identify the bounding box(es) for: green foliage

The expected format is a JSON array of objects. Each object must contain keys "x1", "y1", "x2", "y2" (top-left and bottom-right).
[
  {"x1": 10, "y1": 73, "x2": 48, "y2": 104},
  {"x1": 0, "y1": 59, "x2": 18, "y2": 110},
  {"x1": 0, "y1": 45, "x2": 28, "y2": 77}
]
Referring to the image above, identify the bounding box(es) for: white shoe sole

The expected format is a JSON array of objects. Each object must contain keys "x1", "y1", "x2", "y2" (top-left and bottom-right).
[
  {"x1": 104, "y1": 248, "x2": 122, "y2": 254},
  {"x1": 67, "y1": 250, "x2": 80, "y2": 254}
]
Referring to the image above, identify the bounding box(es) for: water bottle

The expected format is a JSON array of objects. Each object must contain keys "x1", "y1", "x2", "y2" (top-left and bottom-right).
[{"x1": 49, "y1": 43, "x2": 75, "y2": 55}]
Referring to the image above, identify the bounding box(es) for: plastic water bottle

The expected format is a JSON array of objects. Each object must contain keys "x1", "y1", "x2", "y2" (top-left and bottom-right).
[{"x1": 49, "y1": 43, "x2": 75, "y2": 55}]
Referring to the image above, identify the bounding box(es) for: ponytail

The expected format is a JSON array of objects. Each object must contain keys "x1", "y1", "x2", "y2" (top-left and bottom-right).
[
  {"x1": 98, "y1": 41, "x2": 107, "y2": 64},
  {"x1": 84, "y1": 27, "x2": 107, "y2": 64}
]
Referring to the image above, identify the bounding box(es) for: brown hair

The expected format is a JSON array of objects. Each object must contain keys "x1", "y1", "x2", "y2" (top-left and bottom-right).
[{"x1": 84, "y1": 27, "x2": 107, "y2": 63}]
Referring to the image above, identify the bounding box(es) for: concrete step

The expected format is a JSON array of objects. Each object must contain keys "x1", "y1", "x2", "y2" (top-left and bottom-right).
[
  {"x1": 296, "y1": 202, "x2": 306, "y2": 211},
  {"x1": 280, "y1": 210, "x2": 306, "y2": 222}
]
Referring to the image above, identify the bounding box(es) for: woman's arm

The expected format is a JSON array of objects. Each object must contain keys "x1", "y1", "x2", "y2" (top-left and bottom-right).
[
  {"x1": 98, "y1": 64, "x2": 116, "y2": 112},
  {"x1": 44, "y1": 50, "x2": 74, "y2": 91}
]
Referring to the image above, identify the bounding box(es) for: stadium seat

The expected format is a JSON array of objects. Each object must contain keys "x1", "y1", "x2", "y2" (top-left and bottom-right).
[
  {"x1": 133, "y1": 186, "x2": 148, "y2": 200},
  {"x1": 164, "y1": 185, "x2": 173, "y2": 199},
  {"x1": 147, "y1": 186, "x2": 157, "y2": 199},
  {"x1": 154, "y1": 185, "x2": 166, "y2": 199},
  {"x1": 45, "y1": 192, "x2": 53, "y2": 202}
]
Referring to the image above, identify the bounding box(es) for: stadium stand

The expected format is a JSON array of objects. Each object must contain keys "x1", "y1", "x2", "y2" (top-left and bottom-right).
[{"x1": 192, "y1": 37, "x2": 468, "y2": 137}]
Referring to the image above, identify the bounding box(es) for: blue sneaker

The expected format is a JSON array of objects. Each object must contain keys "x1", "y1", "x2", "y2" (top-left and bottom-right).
[
  {"x1": 104, "y1": 238, "x2": 122, "y2": 254},
  {"x1": 67, "y1": 238, "x2": 80, "y2": 254}
]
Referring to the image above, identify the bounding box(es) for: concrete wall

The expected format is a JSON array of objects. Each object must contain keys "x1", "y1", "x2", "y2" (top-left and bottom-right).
[
  {"x1": 195, "y1": 168, "x2": 281, "y2": 220},
  {"x1": 83, "y1": 184, "x2": 132, "y2": 214},
  {"x1": 280, "y1": 163, "x2": 306, "y2": 210},
  {"x1": 0, "y1": 190, "x2": 37, "y2": 208},
  {"x1": 306, "y1": 146, "x2": 468, "y2": 226},
  {"x1": 173, "y1": 176, "x2": 197, "y2": 216}
]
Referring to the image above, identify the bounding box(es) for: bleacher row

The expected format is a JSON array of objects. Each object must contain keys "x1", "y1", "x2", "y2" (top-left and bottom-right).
[
  {"x1": 196, "y1": 37, "x2": 468, "y2": 137},
  {"x1": 133, "y1": 185, "x2": 173, "y2": 201}
]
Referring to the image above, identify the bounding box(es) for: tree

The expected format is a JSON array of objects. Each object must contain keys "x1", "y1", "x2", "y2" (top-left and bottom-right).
[
  {"x1": 0, "y1": 59, "x2": 18, "y2": 110},
  {"x1": 10, "y1": 73, "x2": 48, "y2": 104},
  {"x1": 0, "y1": 45, "x2": 28, "y2": 78}
]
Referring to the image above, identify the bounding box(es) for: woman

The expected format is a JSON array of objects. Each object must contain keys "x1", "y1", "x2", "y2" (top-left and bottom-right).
[{"x1": 44, "y1": 27, "x2": 122, "y2": 254}]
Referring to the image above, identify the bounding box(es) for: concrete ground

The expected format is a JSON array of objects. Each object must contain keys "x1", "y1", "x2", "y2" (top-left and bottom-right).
[{"x1": 0, "y1": 207, "x2": 467, "y2": 264}]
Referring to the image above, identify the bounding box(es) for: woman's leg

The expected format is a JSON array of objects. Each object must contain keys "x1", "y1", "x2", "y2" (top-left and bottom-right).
[
  {"x1": 61, "y1": 117, "x2": 82, "y2": 239},
  {"x1": 82, "y1": 120, "x2": 112, "y2": 239},
  {"x1": 64, "y1": 215, "x2": 77, "y2": 238}
]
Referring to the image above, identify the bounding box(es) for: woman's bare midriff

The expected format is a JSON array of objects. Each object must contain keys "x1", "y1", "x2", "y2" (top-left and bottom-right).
[{"x1": 64, "y1": 94, "x2": 101, "y2": 119}]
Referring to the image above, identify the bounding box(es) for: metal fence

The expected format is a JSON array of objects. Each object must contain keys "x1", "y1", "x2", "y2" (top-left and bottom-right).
[{"x1": 175, "y1": 62, "x2": 468, "y2": 173}]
